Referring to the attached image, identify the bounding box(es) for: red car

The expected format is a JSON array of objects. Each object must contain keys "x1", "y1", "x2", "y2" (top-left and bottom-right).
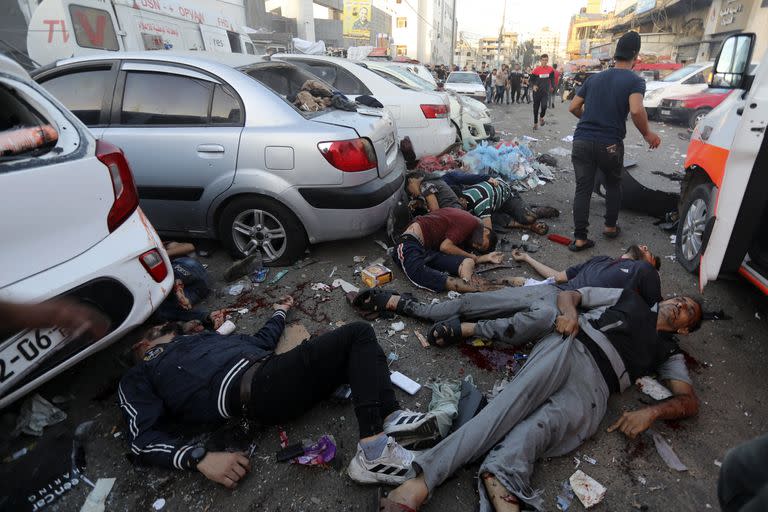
[{"x1": 659, "y1": 88, "x2": 733, "y2": 129}]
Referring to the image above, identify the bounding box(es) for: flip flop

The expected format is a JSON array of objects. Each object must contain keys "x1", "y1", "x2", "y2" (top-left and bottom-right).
[
  {"x1": 603, "y1": 226, "x2": 621, "y2": 239},
  {"x1": 353, "y1": 289, "x2": 397, "y2": 313},
  {"x1": 568, "y1": 239, "x2": 595, "y2": 252},
  {"x1": 347, "y1": 291, "x2": 390, "y2": 321},
  {"x1": 427, "y1": 317, "x2": 462, "y2": 347},
  {"x1": 374, "y1": 488, "x2": 418, "y2": 512}
]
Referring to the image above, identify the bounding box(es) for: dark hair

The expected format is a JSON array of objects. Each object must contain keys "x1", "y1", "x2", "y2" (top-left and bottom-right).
[
  {"x1": 470, "y1": 226, "x2": 497, "y2": 253},
  {"x1": 553, "y1": 63, "x2": 558, "y2": 69},
  {"x1": 541, "y1": 54, "x2": 548, "y2": 59},
  {"x1": 688, "y1": 297, "x2": 704, "y2": 332},
  {"x1": 405, "y1": 170, "x2": 425, "y2": 182}
]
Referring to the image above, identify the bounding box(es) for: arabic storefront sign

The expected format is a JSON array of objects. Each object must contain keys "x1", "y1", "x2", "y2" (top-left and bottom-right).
[
  {"x1": 714, "y1": 0, "x2": 753, "y2": 33},
  {"x1": 343, "y1": 0, "x2": 372, "y2": 39}
]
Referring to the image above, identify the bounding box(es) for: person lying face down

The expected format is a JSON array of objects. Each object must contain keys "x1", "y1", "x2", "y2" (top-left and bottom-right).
[{"x1": 377, "y1": 287, "x2": 703, "y2": 512}]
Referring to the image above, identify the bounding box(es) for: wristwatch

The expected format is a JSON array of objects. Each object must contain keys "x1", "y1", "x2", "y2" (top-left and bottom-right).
[{"x1": 187, "y1": 446, "x2": 207, "y2": 469}]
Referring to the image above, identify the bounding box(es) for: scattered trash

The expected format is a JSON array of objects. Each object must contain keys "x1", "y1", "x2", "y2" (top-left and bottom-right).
[
  {"x1": 294, "y1": 435, "x2": 337, "y2": 466},
  {"x1": 426, "y1": 379, "x2": 462, "y2": 437},
  {"x1": 390, "y1": 371, "x2": 421, "y2": 395},
  {"x1": 524, "y1": 276, "x2": 556, "y2": 287},
  {"x1": 250, "y1": 267, "x2": 269, "y2": 283},
  {"x1": 390, "y1": 321, "x2": 405, "y2": 332},
  {"x1": 714, "y1": 459, "x2": 722, "y2": 467},
  {"x1": 216, "y1": 320, "x2": 237, "y2": 335},
  {"x1": 353, "y1": 255, "x2": 367, "y2": 263},
  {"x1": 573, "y1": 457, "x2": 581, "y2": 469},
  {"x1": 3, "y1": 444, "x2": 33, "y2": 462},
  {"x1": 268, "y1": 269, "x2": 290, "y2": 285},
  {"x1": 415, "y1": 331, "x2": 430, "y2": 349},
  {"x1": 447, "y1": 291, "x2": 461, "y2": 299},
  {"x1": 332, "y1": 278, "x2": 359, "y2": 293},
  {"x1": 471, "y1": 338, "x2": 491, "y2": 347},
  {"x1": 649, "y1": 429, "x2": 688, "y2": 471},
  {"x1": 549, "y1": 147, "x2": 572, "y2": 157},
  {"x1": 227, "y1": 283, "x2": 246, "y2": 296},
  {"x1": 311, "y1": 282, "x2": 332, "y2": 292},
  {"x1": 548, "y1": 233, "x2": 572, "y2": 246},
  {"x1": 362, "y1": 264, "x2": 393, "y2": 288},
  {"x1": 702, "y1": 309, "x2": 731, "y2": 321},
  {"x1": 637, "y1": 476, "x2": 647, "y2": 486},
  {"x1": 387, "y1": 352, "x2": 399, "y2": 365},
  {"x1": 79, "y1": 477, "x2": 115, "y2": 512},
  {"x1": 152, "y1": 498, "x2": 166, "y2": 510},
  {"x1": 556, "y1": 480, "x2": 575, "y2": 511},
  {"x1": 583, "y1": 455, "x2": 597, "y2": 465},
  {"x1": 664, "y1": 255, "x2": 676, "y2": 261},
  {"x1": 328, "y1": 266, "x2": 337, "y2": 278},
  {"x1": 756, "y1": 312, "x2": 762, "y2": 320},
  {"x1": 521, "y1": 234, "x2": 530, "y2": 242},
  {"x1": 294, "y1": 258, "x2": 318, "y2": 270},
  {"x1": 489, "y1": 379, "x2": 510, "y2": 401},
  {"x1": 636, "y1": 376, "x2": 673, "y2": 400},
  {"x1": 13, "y1": 394, "x2": 67, "y2": 437},
  {"x1": 237, "y1": 308, "x2": 250, "y2": 315},
  {"x1": 561, "y1": 135, "x2": 574, "y2": 143},
  {"x1": 569, "y1": 470, "x2": 607, "y2": 508},
  {"x1": 374, "y1": 240, "x2": 390, "y2": 251},
  {"x1": 670, "y1": 235, "x2": 677, "y2": 244}
]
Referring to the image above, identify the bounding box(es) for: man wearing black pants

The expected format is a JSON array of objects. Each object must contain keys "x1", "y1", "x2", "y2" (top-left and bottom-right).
[
  {"x1": 567, "y1": 31, "x2": 661, "y2": 251},
  {"x1": 119, "y1": 297, "x2": 433, "y2": 489},
  {"x1": 509, "y1": 64, "x2": 522, "y2": 104},
  {"x1": 530, "y1": 54, "x2": 555, "y2": 130}
]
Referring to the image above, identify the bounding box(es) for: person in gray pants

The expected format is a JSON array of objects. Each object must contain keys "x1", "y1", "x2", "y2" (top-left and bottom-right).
[{"x1": 377, "y1": 287, "x2": 703, "y2": 512}]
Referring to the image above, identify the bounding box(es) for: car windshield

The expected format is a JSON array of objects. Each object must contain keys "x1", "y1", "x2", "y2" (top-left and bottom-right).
[
  {"x1": 661, "y1": 64, "x2": 705, "y2": 82},
  {"x1": 446, "y1": 73, "x2": 482, "y2": 84},
  {"x1": 384, "y1": 66, "x2": 436, "y2": 90},
  {"x1": 368, "y1": 68, "x2": 419, "y2": 90}
]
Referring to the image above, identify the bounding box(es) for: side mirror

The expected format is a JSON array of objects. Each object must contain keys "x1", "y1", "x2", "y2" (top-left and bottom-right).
[{"x1": 711, "y1": 32, "x2": 755, "y2": 89}]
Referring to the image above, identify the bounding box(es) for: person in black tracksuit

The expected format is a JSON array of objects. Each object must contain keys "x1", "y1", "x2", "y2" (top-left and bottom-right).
[
  {"x1": 509, "y1": 64, "x2": 522, "y2": 104},
  {"x1": 119, "y1": 297, "x2": 432, "y2": 489}
]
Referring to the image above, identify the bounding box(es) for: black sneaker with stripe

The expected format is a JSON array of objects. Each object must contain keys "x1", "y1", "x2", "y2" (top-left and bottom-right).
[{"x1": 383, "y1": 410, "x2": 439, "y2": 443}]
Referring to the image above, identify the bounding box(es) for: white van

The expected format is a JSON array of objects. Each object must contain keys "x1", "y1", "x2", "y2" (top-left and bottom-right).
[
  {"x1": 675, "y1": 32, "x2": 768, "y2": 295},
  {"x1": 643, "y1": 62, "x2": 713, "y2": 118},
  {"x1": 26, "y1": 0, "x2": 257, "y2": 67}
]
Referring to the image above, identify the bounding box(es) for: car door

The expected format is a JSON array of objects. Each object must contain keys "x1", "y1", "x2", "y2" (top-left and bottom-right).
[{"x1": 103, "y1": 62, "x2": 243, "y2": 235}]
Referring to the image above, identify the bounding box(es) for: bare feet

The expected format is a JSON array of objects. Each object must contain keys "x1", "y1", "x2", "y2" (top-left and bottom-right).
[
  {"x1": 173, "y1": 279, "x2": 192, "y2": 310},
  {"x1": 386, "y1": 475, "x2": 430, "y2": 511},
  {"x1": 482, "y1": 473, "x2": 521, "y2": 512}
]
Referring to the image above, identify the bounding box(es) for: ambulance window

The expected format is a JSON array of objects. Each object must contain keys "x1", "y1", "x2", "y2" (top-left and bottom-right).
[
  {"x1": 40, "y1": 68, "x2": 111, "y2": 126},
  {"x1": 68, "y1": 5, "x2": 119, "y2": 51},
  {"x1": 245, "y1": 42, "x2": 256, "y2": 55},
  {"x1": 121, "y1": 72, "x2": 212, "y2": 125},
  {"x1": 211, "y1": 85, "x2": 242, "y2": 125}
]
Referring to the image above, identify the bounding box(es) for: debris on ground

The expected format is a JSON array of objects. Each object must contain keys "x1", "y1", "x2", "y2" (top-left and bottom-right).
[
  {"x1": 561, "y1": 135, "x2": 574, "y2": 143},
  {"x1": 426, "y1": 379, "x2": 462, "y2": 437},
  {"x1": 636, "y1": 377, "x2": 673, "y2": 400},
  {"x1": 268, "y1": 269, "x2": 290, "y2": 284},
  {"x1": 582, "y1": 455, "x2": 597, "y2": 465},
  {"x1": 152, "y1": 498, "x2": 166, "y2": 510},
  {"x1": 549, "y1": 147, "x2": 572, "y2": 157},
  {"x1": 390, "y1": 371, "x2": 421, "y2": 395},
  {"x1": 374, "y1": 240, "x2": 390, "y2": 251},
  {"x1": 79, "y1": 477, "x2": 115, "y2": 512},
  {"x1": 311, "y1": 282, "x2": 332, "y2": 292},
  {"x1": 556, "y1": 480, "x2": 575, "y2": 511},
  {"x1": 447, "y1": 291, "x2": 461, "y2": 299},
  {"x1": 362, "y1": 264, "x2": 393, "y2": 287},
  {"x1": 216, "y1": 320, "x2": 237, "y2": 335},
  {"x1": 13, "y1": 394, "x2": 67, "y2": 437},
  {"x1": 294, "y1": 435, "x2": 337, "y2": 466},
  {"x1": 329, "y1": 266, "x2": 337, "y2": 278},
  {"x1": 569, "y1": 470, "x2": 607, "y2": 508},
  {"x1": 649, "y1": 430, "x2": 688, "y2": 471},
  {"x1": 390, "y1": 321, "x2": 405, "y2": 333},
  {"x1": 294, "y1": 258, "x2": 318, "y2": 269},
  {"x1": 415, "y1": 331, "x2": 430, "y2": 349},
  {"x1": 332, "y1": 278, "x2": 359, "y2": 293},
  {"x1": 353, "y1": 255, "x2": 366, "y2": 263}
]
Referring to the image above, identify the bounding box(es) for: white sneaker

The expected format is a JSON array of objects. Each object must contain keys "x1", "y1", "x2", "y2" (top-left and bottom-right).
[
  {"x1": 347, "y1": 437, "x2": 416, "y2": 485},
  {"x1": 383, "y1": 410, "x2": 439, "y2": 441}
]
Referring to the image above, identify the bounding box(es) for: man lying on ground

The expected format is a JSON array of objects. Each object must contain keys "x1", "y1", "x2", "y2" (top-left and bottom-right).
[
  {"x1": 388, "y1": 207, "x2": 505, "y2": 294},
  {"x1": 119, "y1": 297, "x2": 433, "y2": 488},
  {"x1": 404, "y1": 170, "x2": 464, "y2": 213},
  {"x1": 376, "y1": 287, "x2": 703, "y2": 511},
  {"x1": 356, "y1": 243, "x2": 661, "y2": 346}
]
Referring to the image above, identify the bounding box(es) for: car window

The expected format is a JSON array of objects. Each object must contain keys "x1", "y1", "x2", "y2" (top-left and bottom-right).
[
  {"x1": 294, "y1": 62, "x2": 370, "y2": 95},
  {"x1": 68, "y1": 5, "x2": 119, "y2": 51},
  {"x1": 121, "y1": 72, "x2": 213, "y2": 125},
  {"x1": 39, "y1": 68, "x2": 111, "y2": 126},
  {"x1": 683, "y1": 70, "x2": 707, "y2": 85},
  {"x1": 661, "y1": 64, "x2": 704, "y2": 82},
  {"x1": 211, "y1": 84, "x2": 242, "y2": 124}
]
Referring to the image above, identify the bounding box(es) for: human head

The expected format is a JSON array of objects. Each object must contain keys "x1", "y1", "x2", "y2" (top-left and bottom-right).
[
  {"x1": 624, "y1": 244, "x2": 660, "y2": 270},
  {"x1": 657, "y1": 296, "x2": 703, "y2": 334},
  {"x1": 358, "y1": 6, "x2": 368, "y2": 21},
  {"x1": 131, "y1": 322, "x2": 184, "y2": 362},
  {"x1": 469, "y1": 225, "x2": 498, "y2": 253},
  {"x1": 515, "y1": 64, "x2": 521, "y2": 70},
  {"x1": 540, "y1": 54, "x2": 549, "y2": 65},
  {"x1": 579, "y1": 65, "x2": 586, "y2": 72},
  {"x1": 553, "y1": 63, "x2": 558, "y2": 69},
  {"x1": 404, "y1": 170, "x2": 425, "y2": 197},
  {"x1": 614, "y1": 31, "x2": 641, "y2": 63}
]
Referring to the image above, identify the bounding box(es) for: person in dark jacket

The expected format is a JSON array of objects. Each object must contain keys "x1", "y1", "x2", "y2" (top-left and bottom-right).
[{"x1": 119, "y1": 297, "x2": 435, "y2": 489}]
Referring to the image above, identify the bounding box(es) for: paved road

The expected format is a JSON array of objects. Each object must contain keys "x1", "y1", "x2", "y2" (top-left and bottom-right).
[{"x1": 4, "y1": 99, "x2": 767, "y2": 512}]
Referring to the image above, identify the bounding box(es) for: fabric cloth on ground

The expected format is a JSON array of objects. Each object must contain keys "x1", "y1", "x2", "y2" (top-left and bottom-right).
[
  {"x1": 411, "y1": 208, "x2": 481, "y2": 249},
  {"x1": 426, "y1": 380, "x2": 462, "y2": 437},
  {"x1": 13, "y1": 393, "x2": 67, "y2": 436},
  {"x1": 392, "y1": 235, "x2": 465, "y2": 293},
  {"x1": 154, "y1": 257, "x2": 211, "y2": 324}
]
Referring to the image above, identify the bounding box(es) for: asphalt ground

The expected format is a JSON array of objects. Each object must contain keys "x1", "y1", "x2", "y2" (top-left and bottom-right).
[{"x1": 2, "y1": 98, "x2": 767, "y2": 512}]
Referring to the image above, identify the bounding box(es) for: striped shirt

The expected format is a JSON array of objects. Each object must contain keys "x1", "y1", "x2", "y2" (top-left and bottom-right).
[{"x1": 461, "y1": 180, "x2": 513, "y2": 218}]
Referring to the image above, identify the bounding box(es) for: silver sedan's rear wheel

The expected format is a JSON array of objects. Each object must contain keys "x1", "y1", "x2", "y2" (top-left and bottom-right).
[
  {"x1": 232, "y1": 209, "x2": 287, "y2": 261},
  {"x1": 676, "y1": 183, "x2": 713, "y2": 273}
]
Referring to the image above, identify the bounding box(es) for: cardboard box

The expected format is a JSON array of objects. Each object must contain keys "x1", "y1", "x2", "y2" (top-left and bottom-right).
[{"x1": 361, "y1": 264, "x2": 393, "y2": 288}]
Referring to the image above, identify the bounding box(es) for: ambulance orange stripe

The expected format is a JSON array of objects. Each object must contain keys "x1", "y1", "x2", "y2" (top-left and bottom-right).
[{"x1": 685, "y1": 139, "x2": 730, "y2": 187}]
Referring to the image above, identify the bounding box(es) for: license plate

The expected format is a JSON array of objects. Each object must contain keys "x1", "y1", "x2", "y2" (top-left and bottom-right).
[
  {"x1": 661, "y1": 109, "x2": 672, "y2": 115},
  {"x1": 0, "y1": 327, "x2": 69, "y2": 395}
]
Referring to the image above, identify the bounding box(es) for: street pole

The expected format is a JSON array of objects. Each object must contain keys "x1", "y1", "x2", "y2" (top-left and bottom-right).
[{"x1": 497, "y1": 0, "x2": 507, "y2": 68}]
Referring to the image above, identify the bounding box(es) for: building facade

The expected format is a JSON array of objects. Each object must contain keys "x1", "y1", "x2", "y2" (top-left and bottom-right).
[
  {"x1": 477, "y1": 32, "x2": 518, "y2": 67},
  {"x1": 387, "y1": 0, "x2": 457, "y2": 66},
  {"x1": 532, "y1": 27, "x2": 561, "y2": 61}
]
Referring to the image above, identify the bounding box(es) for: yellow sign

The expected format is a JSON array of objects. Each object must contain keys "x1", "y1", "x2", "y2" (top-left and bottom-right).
[{"x1": 343, "y1": 0, "x2": 372, "y2": 39}]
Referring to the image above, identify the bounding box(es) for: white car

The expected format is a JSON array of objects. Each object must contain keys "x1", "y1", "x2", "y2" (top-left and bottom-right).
[
  {"x1": 387, "y1": 62, "x2": 438, "y2": 88},
  {"x1": 643, "y1": 62, "x2": 713, "y2": 118},
  {"x1": 0, "y1": 56, "x2": 173, "y2": 410},
  {"x1": 444, "y1": 71, "x2": 487, "y2": 99},
  {"x1": 362, "y1": 61, "x2": 495, "y2": 142},
  {"x1": 276, "y1": 54, "x2": 454, "y2": 158}
]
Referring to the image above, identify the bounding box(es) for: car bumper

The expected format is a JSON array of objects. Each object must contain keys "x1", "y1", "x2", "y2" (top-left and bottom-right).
[
  {"x1": 0, "y1": 208, "x2": 172, "y2": 409},
  {"x1": 644, "y1": 106, "x2": 658, "y2": 118},
  {"x1": 659, "y1": 107, "x2": 690, "y2": 124},
  {"x1": 399, "y1": 123, "x2": 455, "y2": 158}
]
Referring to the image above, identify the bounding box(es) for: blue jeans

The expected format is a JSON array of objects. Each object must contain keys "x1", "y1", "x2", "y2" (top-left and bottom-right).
[
  {"x1": 486, "y1": 85, "x2": 493, "y2": 103},
  {"x1": 155, "y1": 257, "x2": 210, "y2": 323}
]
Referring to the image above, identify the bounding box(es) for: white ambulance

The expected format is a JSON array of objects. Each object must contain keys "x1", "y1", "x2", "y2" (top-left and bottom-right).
[
  {"x1": 26, "y1": 0, "x2": 257, "y2": 67},
  {"x1": 676, "y1": 32, "x2": 768, "y2": 294}
]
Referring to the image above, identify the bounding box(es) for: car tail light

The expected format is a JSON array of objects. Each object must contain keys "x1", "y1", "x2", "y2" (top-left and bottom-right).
[
  {"x1": 96, "y1": 140, "x2": 139, "y2": 232},
  {"x1": 420, "y1": 104, "x2": 450, "y2": 119},
  {"x1": 139, "y1": 249, "x2": 168, "y2": 282},
  {"x1": 318, "y1": 138, "x2": 377, "y2": 172}
]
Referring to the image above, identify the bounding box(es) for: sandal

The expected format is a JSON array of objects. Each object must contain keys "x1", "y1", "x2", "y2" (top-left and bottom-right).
[
  {"x1": 531, "y1": 206, "x2": 560, "y2": 219},
  {"x1": 603, "y1": 226, "x2": 621, "y2": 239},
  {"x1": 374, "y1": 488, "x2": 418, "y2": 512},
  {"x1": 427, "y1": 317, "x2": 462, "y2": 347},
  {"x1": 347, "y1": 291, "x2": 391, "y2": 320},
  {"x1": 568, "y1": 239, "x2": 595, "y2": 252},
  {"x1": 353, "y1": 288, "x2": 398, "y2": 313}
]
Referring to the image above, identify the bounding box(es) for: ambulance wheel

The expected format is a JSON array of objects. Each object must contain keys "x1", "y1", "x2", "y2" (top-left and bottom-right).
[{"x1": 676, "y1": 183, "x2": 714, "y2": 273}]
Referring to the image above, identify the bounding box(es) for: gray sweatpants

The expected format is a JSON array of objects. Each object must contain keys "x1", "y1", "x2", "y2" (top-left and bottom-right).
[
  {"x1": 403, "y1": 284, "x2": 560, "y2": 347},
  {"x1": 413, "y1": 333, "x2": 610, "y2": 511}
]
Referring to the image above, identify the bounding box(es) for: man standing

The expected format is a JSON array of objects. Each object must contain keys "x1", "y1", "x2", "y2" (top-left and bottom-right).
[
  {"x1": 529, "y1": 54, "x2": 555, "y2": 130},
  {"x1": 567, "y1": 31, "x2": 661, "y2": 251},
  {"x1": 495, "y1": 66, "x2": 508, "y2": 104},
  {"x1": 550, "y1": 63, "x2": 561, "y2": 108},
  {"x1": 485, "y1": 69, "x2": 496, "y2": 103},
  {"x1": 509, "y1": 64, "x2": 522, "y2": 104}
]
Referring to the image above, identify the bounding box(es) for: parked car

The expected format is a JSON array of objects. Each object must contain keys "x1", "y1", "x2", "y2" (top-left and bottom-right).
[
  {"x1": 32, "y1": 52, "x2": 404, "y2": 264},
  {"x1": 659, "y1": 88, "x2": 734, "y2": 129},
  {"x1": 643, "y1": 62, "x2": 713, "y2": 118},
  {"x1": 0, "y1": 55, "x2": 173, "y2": 410},
  {"x1": 275, "y1": 54, "x2": 454, "y2": 158},
  {"x1": 443, "y1": 71, "x2": 486, "y2": 99},
  {"x1": 361, "y1": 61, "x2": 495, "y2": 142},
  {"x1": 387, "y1": 62, "x2": 438, "y2": 88}
]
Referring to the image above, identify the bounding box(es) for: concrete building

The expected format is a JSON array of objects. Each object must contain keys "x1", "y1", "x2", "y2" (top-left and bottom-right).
[
  {"x1": 454, "y1": 37, "x2": 478, "y2": 69},
  {"x1": 477, "y1": 32, "x2": 518, "y2": 67},
  {"x1": 698, "y1": 0, "x2": 768, "y2": 62},
  {"x1": 566, "y1": 7, "x2": 611, "y2": 60},
  {"x1": 387, "y1": 0, "x2": 457, "y2": 66}
]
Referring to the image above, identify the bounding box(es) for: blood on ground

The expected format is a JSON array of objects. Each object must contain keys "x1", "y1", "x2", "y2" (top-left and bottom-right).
[{"x1": 459, "y1": 343, "x2": 526, "y2": 372}]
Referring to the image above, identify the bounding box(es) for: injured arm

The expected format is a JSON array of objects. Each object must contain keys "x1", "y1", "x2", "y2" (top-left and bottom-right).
[
  {"x1": 608, "y1": 379, "x2": 699, "y2": 439},
  {"x1": 515, "y1": 252, "x2": 566, "y2": 282}
]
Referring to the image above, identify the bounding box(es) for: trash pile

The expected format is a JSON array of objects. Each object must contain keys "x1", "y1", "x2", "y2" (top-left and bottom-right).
[{"x1": 461, "y1": 140, "x2": 557, "y2": 190}]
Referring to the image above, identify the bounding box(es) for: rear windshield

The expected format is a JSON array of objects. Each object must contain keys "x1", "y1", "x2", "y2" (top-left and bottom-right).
[{"x1": 0, "y1": 83, "x2": 58, "y2": 163}]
